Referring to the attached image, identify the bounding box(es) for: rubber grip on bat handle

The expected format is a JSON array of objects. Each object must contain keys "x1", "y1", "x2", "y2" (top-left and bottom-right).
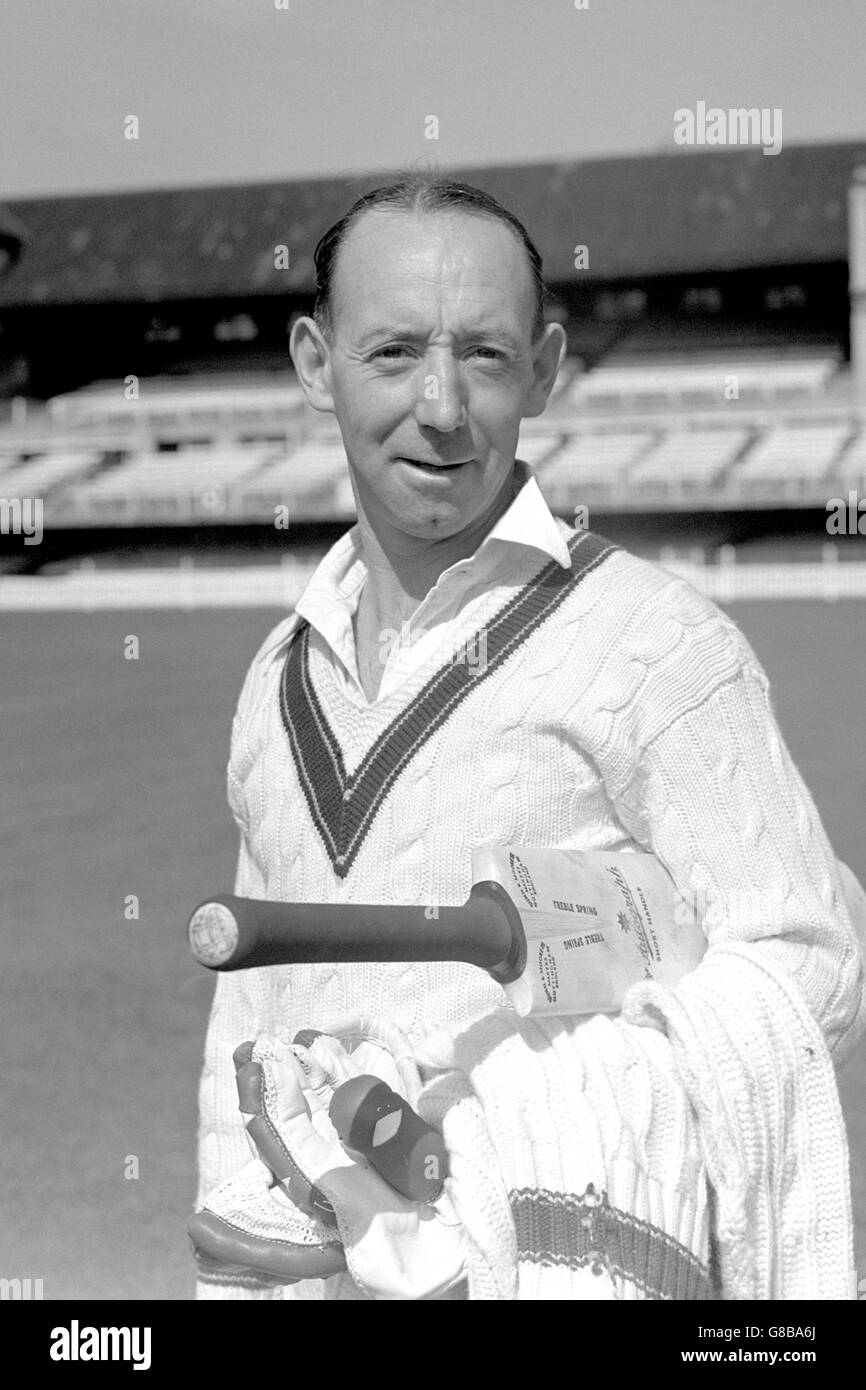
[
  {"x1": 328, "y1": 1075, "x2": 449, "y2": 1204},
  {"x1": 188, "y1": 880, "x2": 526, "y2": 984}
]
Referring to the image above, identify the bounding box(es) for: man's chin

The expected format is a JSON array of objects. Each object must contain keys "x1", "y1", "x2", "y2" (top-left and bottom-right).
[{"x1": 391, "y1": 502, "x2": 473, "y2": 538}]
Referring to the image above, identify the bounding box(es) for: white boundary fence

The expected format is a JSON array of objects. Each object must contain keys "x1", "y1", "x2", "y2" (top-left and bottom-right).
[
  {"x1": 659, "y1": 544, "x2": 866, "y2": 601},
  {"x1": 0, "y1": 556, "x2": 321, "y2": 611},
  {"x1": 1, "y1": 546, "x2": 866, "y2": 610}
]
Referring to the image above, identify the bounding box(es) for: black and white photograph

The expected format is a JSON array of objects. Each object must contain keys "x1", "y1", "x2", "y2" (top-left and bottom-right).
[{"x1": 1, "y1": 0, "x2": 865, "y2": 1348}]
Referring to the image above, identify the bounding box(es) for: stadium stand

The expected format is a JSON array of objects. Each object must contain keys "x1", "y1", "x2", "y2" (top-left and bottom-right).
[
  {"x1": 3, "y1": 144, "x2": 864, "y2": 314},
  {"x1": 730, "y1": 420, "x2": 854, "y2": 499},
  {"x1": 4, "y1": 385, "x2": 864, "y2": 524},
  {"x1": 2, "y1": 143, "x2": 866, "y2": 546},
  {"x1": 47, "y1": 373, "x2": 305, "y2": 436},
  {"x1": 64, "y1": 446, "x2": 277, "y2": 523},
  {"x1": 836, "y1": 425, "x2": 866, "y2": 489},
  {"x1": 514, "y1": 430, "x2": 566, "y2": 470},
  {"x1": 566, "y1": 351, "x2": 840, "y2": 410},
  {"x1": 628, "y1": 427, "x2": 752, "y2": 494},
  {"x1": 536, "y1": 430, "x2": 658, "y2": 507},
  {"x1": 2, "y1": 359, "x2": 864, "y2": 523},
  {"x1": 237, "y1": 435, "x2": 349, "y2": 521},
  {"x1": 0, "y1": 449, "x2": 103, "y2": 494}
]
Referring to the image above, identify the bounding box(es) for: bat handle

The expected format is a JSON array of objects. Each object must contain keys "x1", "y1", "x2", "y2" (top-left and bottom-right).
[
  {"x1": 328, "y1": 1075, "x2": 449, "y2": 1203},
  {"x1": 188, "y1": 879, "x2": 526, "y2": 984}
]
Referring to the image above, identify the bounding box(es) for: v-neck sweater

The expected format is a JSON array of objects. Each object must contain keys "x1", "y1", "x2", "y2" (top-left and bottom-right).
[{"x1": 196, "y1": 494, "x2": 864, "y2": 1300}]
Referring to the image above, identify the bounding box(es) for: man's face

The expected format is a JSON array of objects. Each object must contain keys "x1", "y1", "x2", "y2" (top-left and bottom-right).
[{"x1": 301, "y1": 207, "x2": 558, "y2": 542}]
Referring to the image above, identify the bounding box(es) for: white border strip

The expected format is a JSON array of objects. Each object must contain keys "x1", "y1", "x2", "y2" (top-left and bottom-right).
[{"x1": 2, "y1": 557, "x2": 866, "y2": 610}]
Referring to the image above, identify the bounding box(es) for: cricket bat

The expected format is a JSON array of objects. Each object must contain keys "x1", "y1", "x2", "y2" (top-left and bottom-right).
[{"x1": 188, "y1": 845, "x2": 707, "y2": 1018}]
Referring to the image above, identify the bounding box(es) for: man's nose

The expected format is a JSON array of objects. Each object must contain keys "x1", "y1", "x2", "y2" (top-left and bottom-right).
[{"x1": 413, "y1": 355, "x2": 468, "y2": 431}]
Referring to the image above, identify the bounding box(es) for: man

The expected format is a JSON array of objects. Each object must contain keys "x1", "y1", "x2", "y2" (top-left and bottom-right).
[{"x1": 195, "y1": 177, "x2": 865, "y2": 1299}]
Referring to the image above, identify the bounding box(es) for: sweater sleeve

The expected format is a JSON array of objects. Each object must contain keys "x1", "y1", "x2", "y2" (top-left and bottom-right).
[
  {"x1": 594, "y1": 576, "x2": 865, "y2": 1067},
  {"x1": 198, "y1": 616, "x2": 298, "y2": 1202},
  {"x1": 195, "y1": 620, "x2": 299, "y2": 1301},
  {"x1": 583, "y1": 574, "x2": 866, "y2": 1296}
]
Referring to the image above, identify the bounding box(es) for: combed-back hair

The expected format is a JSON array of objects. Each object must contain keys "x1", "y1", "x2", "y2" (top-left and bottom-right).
[{"x1": 312, "y1": 174, "x2": 547, "y2": 342}]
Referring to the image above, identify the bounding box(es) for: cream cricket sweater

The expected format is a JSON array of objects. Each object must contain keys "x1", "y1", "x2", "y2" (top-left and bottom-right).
[{"x1": 196, "y1": 461, "x2": 865, "y2": 1299}]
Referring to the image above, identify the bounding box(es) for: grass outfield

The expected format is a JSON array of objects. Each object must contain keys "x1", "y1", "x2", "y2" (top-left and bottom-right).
[{"x1": 2, "y1": 601, "x2": 864, "y2": 1300}]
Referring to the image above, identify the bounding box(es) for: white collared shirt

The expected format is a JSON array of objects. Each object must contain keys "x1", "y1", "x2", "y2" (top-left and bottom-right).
[{"x1": 290, "y1": 457, "x2": 572, "y2": 704}]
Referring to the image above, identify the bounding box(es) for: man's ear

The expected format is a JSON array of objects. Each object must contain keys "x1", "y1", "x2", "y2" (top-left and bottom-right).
[
  {"x1": 289, "y1": 316, "x2": 336, "y2": 414},
  {"x1": 523, "y1": 322, "x2": 567, "y2": 418}
]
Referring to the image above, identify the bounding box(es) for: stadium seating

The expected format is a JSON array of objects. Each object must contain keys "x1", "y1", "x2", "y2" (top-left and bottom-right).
[
  {"x1": 47, "y1": 374, "x2": 305, "y2": 432},
  {"x1": 628, "y1": 428, "x2": 752, "y2": 494},
  {"x1": 65, "y1": 446, "x2": 276, "y2": 521},
  {"x1": 536, "y1": 431, "x2": 657, "y2": 506},
  {"x1": 515, "y1": 431, "x2": 566, "y2": 470},
  {"x1": 564, "y1": 353, "x2": 839, "y2": 410},
  {"x1": 2, "y1": 355, "x2": 862, "y2": 525},
  {"x1": 835, "y1": 425, "x2": 866, "y2": 488},
  {"x1": 730, "y1": 421, "x2": 853, "y2": 498},
  {"x1": 237, "y1": 436, "x2": 349, "y2": 520},
  {"x1": 0, "y1": 449, "x2": 103, "y2": 494}
]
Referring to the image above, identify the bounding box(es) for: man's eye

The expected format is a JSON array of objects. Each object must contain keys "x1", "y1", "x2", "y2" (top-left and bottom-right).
[
  {"x1": 373, "y1": 346, "x2": 411, "y2": 360},
  {"x1": 471, "y1": 347, "x2": 504, "y2": 360}
]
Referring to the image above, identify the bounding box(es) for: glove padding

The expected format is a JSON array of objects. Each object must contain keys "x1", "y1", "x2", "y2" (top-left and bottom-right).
[
  {"x1": 190, "y1": 1156, "x2": 347, "y2": 1287},
  {"x1": 191, "y1": 1029, "x2": 466, "y2": 1300}
]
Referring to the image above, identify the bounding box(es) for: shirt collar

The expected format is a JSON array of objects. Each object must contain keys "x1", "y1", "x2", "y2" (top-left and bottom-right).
[{"x1": 260, "y1": 456, "x2": 572, "y2": 661}]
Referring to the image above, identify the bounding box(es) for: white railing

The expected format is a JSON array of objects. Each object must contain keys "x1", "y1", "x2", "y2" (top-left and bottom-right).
[
  {"x1": 0, "y1": 556, "x2": 321, "y2": 611},
  {"x1": 658, "y1": 543, "x2": 866, "y2": 601},
  {"x1": 2, "y1": 548, "x2": 865, "y2": 610}
]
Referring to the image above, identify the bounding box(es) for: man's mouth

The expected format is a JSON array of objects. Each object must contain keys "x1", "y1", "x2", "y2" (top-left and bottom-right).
[{"x1": 398, "y1": 457, "x2": 473, "y2": 473}]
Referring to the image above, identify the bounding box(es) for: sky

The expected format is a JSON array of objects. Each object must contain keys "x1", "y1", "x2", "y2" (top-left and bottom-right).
[{"x1": 1, "y1": 0, "x2": 865, "y2": 198}]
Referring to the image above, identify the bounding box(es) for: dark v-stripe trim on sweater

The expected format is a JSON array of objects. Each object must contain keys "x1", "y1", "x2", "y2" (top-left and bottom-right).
[{"x1": 279, "y1": 527, "x2": 619, "y2": 879}]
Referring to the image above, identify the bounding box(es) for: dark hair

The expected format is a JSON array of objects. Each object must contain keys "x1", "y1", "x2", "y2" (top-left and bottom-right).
[{"x1": 313, "y1": 175, "x2": 547, "y2": 343}]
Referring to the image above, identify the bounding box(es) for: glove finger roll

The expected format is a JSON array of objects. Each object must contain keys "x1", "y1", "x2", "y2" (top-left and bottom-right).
[
  {"x1": 250, "y1": 1039, "x2": 466, "y2": 1299},
  {"x1": 190, "y1": 1159, "x2": 347, "y2": 1284}
]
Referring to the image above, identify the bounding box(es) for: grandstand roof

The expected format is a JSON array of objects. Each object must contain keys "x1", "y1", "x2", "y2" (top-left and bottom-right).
[
  {"x1": 0, "y1": 206, "x2": 25, "y2": 279},
  {"x1": 2, "y1": 142, "x2": 866, "y2": 307}
]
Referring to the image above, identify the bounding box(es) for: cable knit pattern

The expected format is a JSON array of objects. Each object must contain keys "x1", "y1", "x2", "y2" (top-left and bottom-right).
[
  {"x1": 415, "y1": 1010, "x2": 712, "y2": 1299},
  {"x1": 622, "y1": 945, "x2": 856, "y2": 1298},
  {"x1": 196, "y1": 471, "x2": 865, "y2": 1300}
]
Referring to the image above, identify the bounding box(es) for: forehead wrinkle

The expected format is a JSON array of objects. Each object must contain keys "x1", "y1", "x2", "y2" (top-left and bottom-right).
[
  {"x1": 351, "y1": 269, "x2": 528, "y2": 347},
  {"x1": 334, "y1": 210, "x2": 535, "y2": 342}
]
